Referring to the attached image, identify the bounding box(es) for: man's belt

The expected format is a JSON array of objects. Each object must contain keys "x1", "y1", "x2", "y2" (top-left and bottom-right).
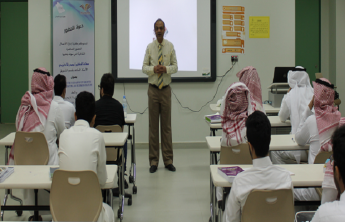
[{"x1": 150, "y1": 84, "x2": 168, "y2": 90}]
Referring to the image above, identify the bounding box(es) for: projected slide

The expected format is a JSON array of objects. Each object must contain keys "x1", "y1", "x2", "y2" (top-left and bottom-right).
[
  {"x1": 129, "y1": 0, "x2": 197, "y2": 71},
  {"x1": 115, "y1": 0, "x2": 212, "y2": 81}
]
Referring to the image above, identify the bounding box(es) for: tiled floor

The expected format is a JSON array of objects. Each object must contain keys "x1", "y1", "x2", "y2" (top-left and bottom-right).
[{"x1": 0, "y1": 124, "x2": 210, "y2": 221}]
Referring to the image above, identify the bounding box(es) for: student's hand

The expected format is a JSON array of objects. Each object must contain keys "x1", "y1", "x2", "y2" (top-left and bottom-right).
[{"x1": 308, "y1": 95, "x2": 315, "y2": 110}]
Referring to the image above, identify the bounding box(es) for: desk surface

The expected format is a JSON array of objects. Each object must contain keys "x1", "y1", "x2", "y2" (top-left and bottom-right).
[
  {"x1": 206, "y1": 134, "x2": 308, "y2": 152},
  {"x1": 211, "y1": 164, "x2": 323, "y2": 188},
  {"x1": 210, "y1": 104, "x2": 280, "y2": 114},
  {"x1": 0, "y1": 165, "x2": 117, "y2": 190},
  {"x1": 125, "y1": 114, "x2": 137, "y2": 124},
  {"x1": 207, "y1": 116, "x2": 290, "y2": 129},
  {"x1": 0, "y1": 132, "x2": 128, "y2": 147}
]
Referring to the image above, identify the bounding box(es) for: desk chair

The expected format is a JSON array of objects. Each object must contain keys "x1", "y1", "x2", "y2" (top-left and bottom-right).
[
  {"x1": 220, "y1": 143, "x2": 252, "y2": 164},
  {"x1": 241, "y1": 189, "x2": 295, "y2": 222},
  {"x1": 96, "y1": 125, "x2": 132, "y2": 214},
  {"x1": 50, "y1": 170, "x2": 102, "y2": 222},
  {"x1": 12, "y1": 132, "x2": 49, "y2": 221},
  {"x1": 295, "y1": 211, "x2": 316, "y2": 222},
  {"x1": 314, "y1": 151, "x2": 332, "y2": 164},
  {"x1": 217, "y1": 143, "x2": 252, "y2": 221}
]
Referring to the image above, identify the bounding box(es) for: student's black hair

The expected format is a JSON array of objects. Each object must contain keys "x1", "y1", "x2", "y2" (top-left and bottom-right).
[
  {"x1": 154, "y1": 18, "x2": 165, "y2": 29},
  {"x1": 246, "y1": 111, "x2": 271, "y2": 157},
  {"x1": 54, "y1": 74, "x2": 66, "y2": 96},
  {"x1": 100, "y1": 73, "x2": 115, "y2": 96},
  {"x1": 332, "y1": 125, "x2": 345, "y2": 184},
  {"x1": 75, "y1": 91, "x2": 95, "y2": 123}
]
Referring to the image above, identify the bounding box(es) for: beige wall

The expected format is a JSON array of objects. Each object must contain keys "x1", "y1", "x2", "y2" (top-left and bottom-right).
[{"x1": 29, "y1": 0, "x2": 295, "y2": 143}]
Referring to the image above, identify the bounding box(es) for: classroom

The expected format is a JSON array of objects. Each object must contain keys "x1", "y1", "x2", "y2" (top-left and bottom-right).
[{"x1": 0, "y1": 0, "x2": 345, "y2": 221}]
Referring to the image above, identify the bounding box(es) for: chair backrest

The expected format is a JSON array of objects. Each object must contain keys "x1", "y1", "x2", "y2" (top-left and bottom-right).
[
  {"x1": 314, "y1": 151, "x2": 332, "y2": 164},
  {"x1": 96, "y1": 125, "x2": 122, "y2": 161},
  {"x1": 220, "y1": 143, "x2": 252, "y2": 164},
  {"x1": 14, "y1": 131, "x2": 49, "y2": 165},
  {"x1": 295, "y1": 211, "x2": 316, "y2": 222},
  {"x1": 50, "y1": 170, "x2": 103, "y2": 222},
  {"x1": 241, "y1": 189, "x2": 295, "y2": 222}
]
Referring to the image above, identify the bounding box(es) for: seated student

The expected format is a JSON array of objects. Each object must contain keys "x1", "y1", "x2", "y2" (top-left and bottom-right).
[
  {"x1": 59, "y1": 91, "x2": 114, "y2": 222},
  {"x1": 236, "y1": 66, "x2": 265, "y2": 113},
  {"x1": 272, "y1": 66, "x2": 314, "y2": 164},
  {"x1": 223, "y1": 111, "x2": 292, "y2": 222},
  {"x1": 53, "y1": 74, "x2": 76, "y2": 129},
  {"x1": 307, "y1": 78, "x2": 345, "y2": 204},
  {"x1": 94, "y1": 73, "x2": 128, "y2": 187},
  {"x1": 8, "y1": 68, "x2": 65, "y2": 220},
  {"x1": 311, "y1": 125, "x2": 345, "y2": 222},
  {"x1": 217, "y1": 82, "x2": 253, "y2": 201}
]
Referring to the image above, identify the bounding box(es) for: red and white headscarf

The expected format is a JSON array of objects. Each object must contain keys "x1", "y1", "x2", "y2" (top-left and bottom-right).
[
  {"x1": 220, "y1": 82, "x2": 253, "y2": 147},
  {"x1": 236, "y1": 66, "x2": 265, "y2": 113},
  {"x1": 8, "y1": 68, "x2": 54, "y2": 165},
  {"x1": 313, "y1": 78, "x2": 345, "y2": 189}
]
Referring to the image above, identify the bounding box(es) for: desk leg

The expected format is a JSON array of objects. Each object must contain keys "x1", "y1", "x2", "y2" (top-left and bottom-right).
[
  {"x1": 34, "y1": 189, "x2": 39, "y2": 221},
  {"x1": 1, "y1": 190, "x2": 9, "y2": 220},
  {"x1": 131, "y1": 126, "x2": 137, "y2": 194},
  {"x1": 209, "y1": 173, "x2": 214, "y2": 222},
  {"x1": 117, "y1": 148, "x2": 124, "y2": 221}
]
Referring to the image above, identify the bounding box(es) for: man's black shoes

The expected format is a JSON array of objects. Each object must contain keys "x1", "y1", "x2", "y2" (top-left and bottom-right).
[
  {"x1": 150, "y1": 165, "x2": 158, "y2": 173},
  {"x1": 165, "y1": 164, "x2": 176, "y2": 172}
]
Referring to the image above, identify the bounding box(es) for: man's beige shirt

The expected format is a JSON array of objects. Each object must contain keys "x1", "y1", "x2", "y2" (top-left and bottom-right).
[{"x1": 142, "y1": 39, "x2": 178, "y2": 86}]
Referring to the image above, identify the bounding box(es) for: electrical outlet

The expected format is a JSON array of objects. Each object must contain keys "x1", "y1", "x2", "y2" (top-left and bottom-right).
[{"x1": 231, "y1": 56, "x2": 238, "y2": 62}]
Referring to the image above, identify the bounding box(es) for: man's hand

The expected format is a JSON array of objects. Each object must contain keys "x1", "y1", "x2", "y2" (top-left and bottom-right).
[
  {"x1": 308, "y1": 95, "x2": 315, "y2": 110},
  {"x1": 154, "y1": 65, "x2": 166, "y2": 74}
]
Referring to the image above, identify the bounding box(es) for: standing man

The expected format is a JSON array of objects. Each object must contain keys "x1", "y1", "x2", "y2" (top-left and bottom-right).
[{"x1": 142, "y1": 18, "x2": 178, "y2": 173}]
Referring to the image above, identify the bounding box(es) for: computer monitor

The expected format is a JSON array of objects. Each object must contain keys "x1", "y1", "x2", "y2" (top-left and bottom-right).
[{"x1": 273, "y1": 67, "x2": 295, "y2": 83}]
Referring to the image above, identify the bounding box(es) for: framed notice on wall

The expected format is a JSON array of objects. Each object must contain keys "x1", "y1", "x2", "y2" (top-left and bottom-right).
[{"x1": 52, "y1": 0, "x2": 95, "y2": 105}]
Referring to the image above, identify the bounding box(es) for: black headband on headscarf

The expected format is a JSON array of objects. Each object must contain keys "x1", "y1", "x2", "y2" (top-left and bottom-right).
[
  {"x1": 292, "y1": 67, "x2": 307, "y2": 72},
  {"x1": 34, "y1": 68, "x2": 50, "y2": 76},
  {"x1": 315, "y1": 78, "x2": 334, "y2": 89}
]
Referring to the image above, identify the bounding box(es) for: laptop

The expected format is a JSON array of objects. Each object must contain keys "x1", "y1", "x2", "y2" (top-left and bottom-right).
[{"x1": 273, "y1": 67, "x2": 295, "y2": 83}]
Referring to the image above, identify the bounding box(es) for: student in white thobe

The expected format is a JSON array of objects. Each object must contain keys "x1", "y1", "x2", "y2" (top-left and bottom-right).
[
  {"x1": 223, "y1": 111, "x2": 293, "y2": 222},
  {"x1": 290, "y1": 98, "x2": 321, "y2": 201},
  {"x1": 58, "y1": 91, "x2": 114, "y2": 222},
  {"x1": 53, "y1": 74, "x2": 75, "y2": 129},
  {"x1": 272, "y1": 66, "x2": 313, "y2": 164},
  {"x1": 311, "y1": 125, "x2": 345, "y2": 222}
]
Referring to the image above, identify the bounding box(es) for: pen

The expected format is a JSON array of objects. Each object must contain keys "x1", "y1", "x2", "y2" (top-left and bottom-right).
[{"x1": 291, "y1": 137, "x2": 295, "y2": 143}]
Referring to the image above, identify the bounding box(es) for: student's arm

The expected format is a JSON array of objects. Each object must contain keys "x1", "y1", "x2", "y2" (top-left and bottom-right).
[
  {"x1": 70, "y1": 105, "x2": 76, "y2": 127},
  {"x1": 97, "y1": 134, "x2": 107, "y2": 187},
  {"x1": 142, "y1": 46, "x2": 155, "y2": 76},
  {"x1": 224, "y1": 182, "x2": 241, "y2": 222},
  {"x1": 278, "y1": 95, "x2": 290, "y2": 122},
  {"x1": 295, "y1": 107, "x2": 314, "y2": 146},
  {"x1": 166, "y1": 46, "x2": 178, "y2": 75},
  {"x1": 55, "y1": 105, "x2": 66, "y2": 138},
  {"x1": 310, "y1": 210, "x2": 320, "y2": 222}
]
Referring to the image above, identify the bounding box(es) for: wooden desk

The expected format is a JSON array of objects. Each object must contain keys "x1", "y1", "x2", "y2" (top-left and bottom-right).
[
  {"x1": 206, "y1": 135, "x2": 308, "y2": 164},
  {"x1": 210, "y1": 164, "x2": 323, "y2": 222},
  {"x1": 206, "y1": 116, "x2": 290, "y2": 136},
  {"x1": 209, "y1": 103, "x2": 280, "y2": 115},
  {"x1": 0, "y1": 165, "x2": 117, "y2": 215}
]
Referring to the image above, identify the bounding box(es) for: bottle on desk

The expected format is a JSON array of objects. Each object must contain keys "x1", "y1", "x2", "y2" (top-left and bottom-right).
[{"x1": 123, "y1": 95, "x2": 127, "y2": 118}]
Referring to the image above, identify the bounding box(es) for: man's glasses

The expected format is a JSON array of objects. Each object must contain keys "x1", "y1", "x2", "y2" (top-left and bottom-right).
[
  {"x1": 155, "y1": 27, "x2": 164, "y2": 31},
  {"x1": 98, "y1": 85, "x2": 101, "y2": 90}
]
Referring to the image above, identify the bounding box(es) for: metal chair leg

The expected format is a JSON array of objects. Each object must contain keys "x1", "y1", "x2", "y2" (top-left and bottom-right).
[{"x1": 1, "y1": 190, "x2": 9, "y2": 221}]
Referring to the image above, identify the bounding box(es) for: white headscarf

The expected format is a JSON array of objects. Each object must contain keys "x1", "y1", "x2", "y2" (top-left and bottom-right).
[{"x1": 285, "y1": 66, "x2": 314, "y2": 134}]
